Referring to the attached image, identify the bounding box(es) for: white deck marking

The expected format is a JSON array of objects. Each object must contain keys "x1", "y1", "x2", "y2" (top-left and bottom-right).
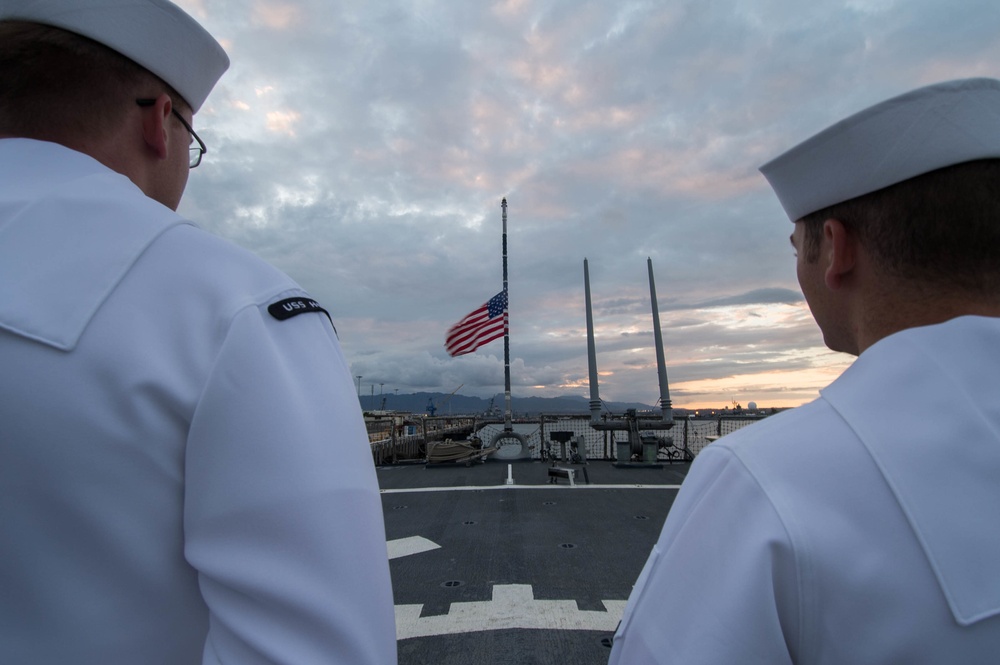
[
  {"x1": 396, "y1": 583, "x2": 627, "y2": 639},
  {"x1": 387, "y1": 536, "x2": 441, "y2": 560},
  {"x1": 381, "y1": 483, "x2": 680, "y2": 494}
]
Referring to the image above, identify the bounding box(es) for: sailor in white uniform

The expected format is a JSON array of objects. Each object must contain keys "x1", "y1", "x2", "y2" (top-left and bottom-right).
[
  {"x1": 609, "y1": 78, "x2": 1000, "y2": 664},
  {"x1": 0, "y1": 2, "x2": 395, "y2": 664}
]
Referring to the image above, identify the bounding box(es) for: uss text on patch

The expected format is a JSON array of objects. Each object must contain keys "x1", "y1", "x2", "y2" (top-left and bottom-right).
[{"x1": 268, "y1": 297, "x2": 336, "y2": 333}]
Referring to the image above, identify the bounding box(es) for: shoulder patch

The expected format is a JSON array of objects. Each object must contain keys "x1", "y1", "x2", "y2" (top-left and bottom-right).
[{"x1": 267, "y1": 297, "x2": 337, "y2": 334}]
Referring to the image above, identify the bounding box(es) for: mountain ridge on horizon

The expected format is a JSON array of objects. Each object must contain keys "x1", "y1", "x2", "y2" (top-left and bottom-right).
[{"x1": 357, "y1": 390, "x2": 671, "y2": 416}]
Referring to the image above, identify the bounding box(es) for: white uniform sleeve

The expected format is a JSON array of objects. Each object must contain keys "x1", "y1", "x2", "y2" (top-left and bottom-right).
[
  {"x1": 609, "y1": 445, "x2": 799, "y2": 665},
  {"x1": 183, "y1": 302, "x2": 396, "y2": 664}
]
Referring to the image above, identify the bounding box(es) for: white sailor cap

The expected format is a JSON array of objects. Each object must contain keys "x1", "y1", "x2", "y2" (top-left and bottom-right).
[
  {"x1": 760, "y1": 78, "x2": 1000, "y2": 221},
  {"x1": 0, "y1": 0, "x2": 229, "y2": 113}
]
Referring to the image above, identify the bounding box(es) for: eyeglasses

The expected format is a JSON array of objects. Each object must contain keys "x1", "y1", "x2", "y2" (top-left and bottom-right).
[{"x1": 135, "y1": 98, "x2": 207, "y2": 168}]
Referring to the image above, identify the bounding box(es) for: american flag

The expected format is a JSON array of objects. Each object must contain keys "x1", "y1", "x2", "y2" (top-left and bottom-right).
[{"x1": 444, "y1": 290, "x2": 508, "y2": 357}]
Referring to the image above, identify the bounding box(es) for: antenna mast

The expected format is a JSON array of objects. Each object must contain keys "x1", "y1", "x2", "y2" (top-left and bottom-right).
[{"x1": 501, "y1": 198, "x2": 512, "y2": 431}]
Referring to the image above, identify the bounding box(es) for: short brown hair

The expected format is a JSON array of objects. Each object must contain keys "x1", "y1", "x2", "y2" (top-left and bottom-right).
[
  {"x1": 0, "y1": 20, "x2": 183, "y2": 141},
  {"x1": 799, "y1": 159, "x2": 1000, "y2": 295}
]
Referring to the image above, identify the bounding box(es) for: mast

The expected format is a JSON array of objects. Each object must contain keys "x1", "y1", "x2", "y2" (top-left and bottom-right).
[
  {"x1": 584, "y1": 259, "x2": 602, "y2": 424},
  {"x1": 647, "y1": 258, "x2": 673, "y2": 424},
  {"x1": 501, "y1": 198, "x2": 512, "y2": 431}
]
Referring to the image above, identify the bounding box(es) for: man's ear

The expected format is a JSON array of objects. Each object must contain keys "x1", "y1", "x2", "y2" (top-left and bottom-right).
[
  {"x1": 823, "y1": 218, "x2": 856, "y2": 290},
  {"x1": 140, "y1": 93, "x2": 172, "y2": 160}
]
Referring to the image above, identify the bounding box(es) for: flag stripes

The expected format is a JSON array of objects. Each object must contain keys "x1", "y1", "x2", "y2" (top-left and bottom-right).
[{"x1": 445, "y1": 290, "x2": 508, "y2": 356}]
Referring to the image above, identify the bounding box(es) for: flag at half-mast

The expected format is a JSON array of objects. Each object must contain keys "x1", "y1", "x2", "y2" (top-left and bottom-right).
[{"x1": 444, "y1": 290, "x2": 508, "y2": 357}]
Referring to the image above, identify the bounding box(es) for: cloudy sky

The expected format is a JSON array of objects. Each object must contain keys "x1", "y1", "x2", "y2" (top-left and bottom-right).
[{"x1": 175, "y1": 0, "x2": 998, "y2": 409}]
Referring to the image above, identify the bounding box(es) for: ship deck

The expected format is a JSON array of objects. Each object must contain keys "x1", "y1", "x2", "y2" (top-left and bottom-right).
[{"x1": 378, "y1": 458, "x2": 692, "y2": 665}]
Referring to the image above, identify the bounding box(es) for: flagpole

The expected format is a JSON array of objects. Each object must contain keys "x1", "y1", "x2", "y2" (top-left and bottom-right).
[{"x1": 501, "y1": 197, "x2": 512, "y2": 432}]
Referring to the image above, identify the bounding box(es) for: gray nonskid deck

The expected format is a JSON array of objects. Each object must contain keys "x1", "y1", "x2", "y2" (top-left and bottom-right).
[{"x1": 379, "y1": 460, "x2": 690, "y2": 665}]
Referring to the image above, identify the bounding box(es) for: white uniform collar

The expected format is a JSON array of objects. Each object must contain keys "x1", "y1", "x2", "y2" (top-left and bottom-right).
[
  {"x1": 0, "y1": 139, "x2": 190, "y2": 350},
  {"x1": 822, "y1": 315, "x2": 1000, "y2": 626}
]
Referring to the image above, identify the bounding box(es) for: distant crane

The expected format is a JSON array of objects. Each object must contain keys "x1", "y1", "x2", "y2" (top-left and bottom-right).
[{"x1": 426, "y1": 383, "x2": 464, "y2": 416}]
